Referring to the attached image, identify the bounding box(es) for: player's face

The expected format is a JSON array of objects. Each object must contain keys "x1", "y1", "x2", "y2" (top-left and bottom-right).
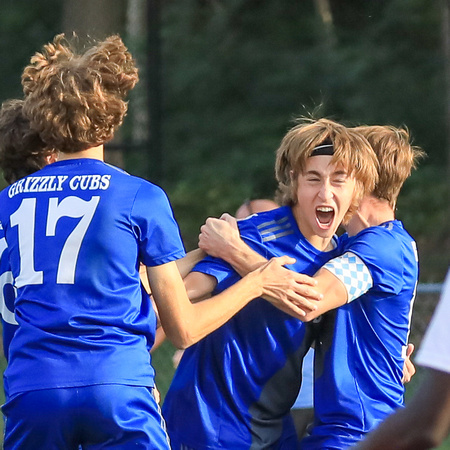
[{"x1": 292, "y1": 155, "x2": 356, "y2": 250}]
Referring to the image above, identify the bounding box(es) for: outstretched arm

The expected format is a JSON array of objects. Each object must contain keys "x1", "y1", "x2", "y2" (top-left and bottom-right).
[
  {"x1": 199, "y1": 217, "x2": 369, "y2": 321},
  {"x1": 147, "y1": 255, "x2": 315, "y2": 349},
  {"x1": 198, "y1": 215, "x2": 322, "y2": 316},
  {"x1": 352, "y1": 368, "x2": 450, "y2": 450}
]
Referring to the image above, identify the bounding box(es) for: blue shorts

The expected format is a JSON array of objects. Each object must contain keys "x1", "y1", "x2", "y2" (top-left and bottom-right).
[
  {"x1": 168, "y1": 418, "x2": 299, "y2": 450},
  {"x1": 2, "y1": 384, "x2": 170, "y2": 449}
]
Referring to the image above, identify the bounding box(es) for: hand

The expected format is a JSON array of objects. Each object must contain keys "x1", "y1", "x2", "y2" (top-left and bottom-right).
[
  {"x1": 255, "y1": 255, "x2": 322, "y2": 319},
  {"x1": 401, "y1": 342, "x2": 416, "y2": 384},
  {"x1": 153, "y1": 385, "x2": 161, "y2": 404},
  {"x1": 199, "y1": 214, "x2": 241, "y2": 259}
]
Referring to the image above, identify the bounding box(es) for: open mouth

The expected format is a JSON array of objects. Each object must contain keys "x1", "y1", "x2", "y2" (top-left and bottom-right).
[{"x1": 316, "y1": 206, "x2": 335, "y2": 228}]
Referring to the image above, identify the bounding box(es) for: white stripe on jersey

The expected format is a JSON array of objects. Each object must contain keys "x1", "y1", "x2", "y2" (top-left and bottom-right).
[
  {"x1": 256, "y1": 216, "x2": 295, "y2": 242},
  {"x1": 324, "y1": 251, "x2": 373, "y2": 303}
]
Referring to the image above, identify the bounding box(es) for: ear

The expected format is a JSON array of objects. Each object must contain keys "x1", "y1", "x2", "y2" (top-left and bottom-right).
[{"x1": 46, "y1": 152, "x2": 58, "y2": 164}]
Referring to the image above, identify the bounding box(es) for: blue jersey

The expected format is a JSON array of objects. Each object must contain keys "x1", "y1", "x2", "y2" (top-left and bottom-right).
[
  {"x1": 0, "y1": 158, "x2": 185, "y2": 397},
  {"x1": 0, "y1": 227, "x2": 153, "y2": 362},
  {"x1": 163, "y1": 206, "x2": 341, "y2": 450},
  {"x1": 0, "y1": 226, "x2": 18, "y2": 361},
  {"x1": 301, "y1": 221, "x2": 418, "y2": 449}
]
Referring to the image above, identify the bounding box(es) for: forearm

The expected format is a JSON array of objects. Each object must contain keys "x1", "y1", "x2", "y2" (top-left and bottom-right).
[
  {"x1": 149, "y1": 262, "x2": 262, "y2": 349},
  {"x1": 181, "y1": 271, "x2": 263, "y2": 346},
  {"x1": 151, "y1": 257, "x2": 312, "y2": 349},
  {"x1": 199, "y1": 216, "x2": 267, "y2": 275},
  {"x1": 301, "y1": 267, "x2": 347, "y2": 321},
  {"x1": 220, "y1": 239, "x2": 267, "y2": 277},
  {"x1": 176, "y1": 248, "x2": 206, "y2": 278}
]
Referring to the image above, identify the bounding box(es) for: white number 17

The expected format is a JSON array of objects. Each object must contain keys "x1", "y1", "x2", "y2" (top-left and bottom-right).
[{"x1": 10, "y1": 196, "x2": 100, "y2": 286}]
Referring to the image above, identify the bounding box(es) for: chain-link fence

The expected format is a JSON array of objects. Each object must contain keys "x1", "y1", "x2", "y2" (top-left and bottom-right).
[
  {"x1": 152, "y1": 284, "x2": 444, "y2": 402},
  {"x1": 409, "y1": 284, "x2": 443, "y2": 347}
]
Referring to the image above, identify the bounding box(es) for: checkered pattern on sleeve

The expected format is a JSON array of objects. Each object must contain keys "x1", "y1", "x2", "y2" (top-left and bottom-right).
[{"x1": 324, "y1": 251, "x2": 373, "y2": 303}]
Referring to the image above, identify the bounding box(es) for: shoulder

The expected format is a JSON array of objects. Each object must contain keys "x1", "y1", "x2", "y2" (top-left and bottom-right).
[
  {"x1": 131, "y1": 178, "x2": 171, "y2": 207},
  {"x1": 343, "y1": 221, "x2": 417, "y2": 294},
  {"x1": 237, "y1": 206, "x2": 293, "y2": 239},
  {"x1": 345, "y1": 221, "x2": 406, "y2": 258}
]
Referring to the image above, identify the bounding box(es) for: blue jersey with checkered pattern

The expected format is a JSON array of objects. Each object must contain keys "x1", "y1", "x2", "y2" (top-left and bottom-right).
[
  {"x1": 0, "y1": 158, "x2": 185, "y2": 397},
  {"x1": 163, "y1": 206, "x2": 342, "y2": 450},
  {"x1": 301, "y1": 220, "x2": 419, "y2": 449}
]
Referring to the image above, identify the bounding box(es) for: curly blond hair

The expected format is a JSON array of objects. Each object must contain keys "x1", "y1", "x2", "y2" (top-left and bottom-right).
[
  {"x1": 275, "y1": 118, "x2": 379, "y2": 225},
  {"x1": 0, "y1": 99, "x2": 55, "y2": 184},
  {"x1": 353, "y1": 125, "x2": 425, "y2": 208},
  {"x1": 21, "y1": 34, "x2": 139, "y2": 153}
]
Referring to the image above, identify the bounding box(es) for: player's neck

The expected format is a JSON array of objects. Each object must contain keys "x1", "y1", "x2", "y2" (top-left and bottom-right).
[
  {"x1": 346, "y1": 196, "x2": 394, "y2": 236},
  {"x1": 58, "y1": 144, "x2": 104, "y2": 162}
]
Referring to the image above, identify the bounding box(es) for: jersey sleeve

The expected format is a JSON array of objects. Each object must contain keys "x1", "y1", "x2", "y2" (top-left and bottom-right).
[
  {"x1": 325, "y1": 226, "x2": 406, "y2": 302},
  {"x1": 192, "y1": 255, "x2": 238, "y2": 289},
  {"x1": 323, "y1": 251, "x2": 373, "y2": 303},
  {"x1": 131, "y1": 182, "x2": 186, "y2": 267},
  {"x1": 191, "y1": 216, "x2": 265, "y2": 288},
  {"x1": 237, "y1": 217, "x2": 272, "y2": 260},
  {"x1": 347, "y1": 226, "x2": 406, "y2": 296},
  {"x1": 416, "y1": 270, "x2": 450, "y2": 373}
]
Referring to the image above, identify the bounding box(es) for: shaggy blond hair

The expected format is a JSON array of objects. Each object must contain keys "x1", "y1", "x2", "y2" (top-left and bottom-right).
[
  {"x1": 354, "y1": 125, "x2": 425, "y2": 208},
  {"x1": 275, "y1": 118, "x2": 379, "y2": 225},
  {"x1": 21, "y1": 34, "x2": 139, "y2": 153}
]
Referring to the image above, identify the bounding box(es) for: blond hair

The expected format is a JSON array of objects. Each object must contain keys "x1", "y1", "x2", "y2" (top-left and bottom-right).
[
  {"x1": 21, "y1": 34, "x2": 139, "y2": 153},
  {"x1": 275, "y1": 118, "x2": 379, "y2": 224},
  {"x1": 354, "y1": 125, "x2": 425, "y2": 208}
]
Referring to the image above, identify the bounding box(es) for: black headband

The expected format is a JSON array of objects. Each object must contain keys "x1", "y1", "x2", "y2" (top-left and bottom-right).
[{"x1": 310, "y1": 139, "x2": 334, "y2": 156}]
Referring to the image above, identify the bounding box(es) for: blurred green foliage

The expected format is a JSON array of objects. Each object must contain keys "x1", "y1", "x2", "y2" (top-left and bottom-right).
[{"x1": 0, "y1": 0, "x2": 448, "y2": 281}]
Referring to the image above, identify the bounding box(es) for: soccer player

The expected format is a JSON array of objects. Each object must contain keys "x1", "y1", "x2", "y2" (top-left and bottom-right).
[
  {"x1": 300, "y1": 125, "x2": 424, "y2": 449},
  {"x1": 0, "y1": 99, "x2": 57, "y2": 360},
  {"x1": 199, "y1": 125, "x2": 423, "y2": 448},
  {"x1": 352, "y1": 268, "x2": 450, "y2": 450},
  {"x1": 162, "y1": 118, "x2": 379, "y2": 449},
  {"x1": 235, "y1": 198, "x2": 316, "y2": 440},
  {"x1": 0, "y1": 34, "x2": 312, "y2": 449}
]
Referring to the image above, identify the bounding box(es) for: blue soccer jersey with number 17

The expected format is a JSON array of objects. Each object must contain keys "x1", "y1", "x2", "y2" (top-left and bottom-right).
[
  {"x1": 0, "y1": 158, "x2": 185, "y2": 398},
  {"x1": 301, "y1": 220, "x2": 419, "y2": 449}
]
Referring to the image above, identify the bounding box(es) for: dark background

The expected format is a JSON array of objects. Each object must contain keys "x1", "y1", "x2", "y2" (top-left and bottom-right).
[
  {"x1": 0, "y1": 2, "x2": 449, "y2": 448},
  {"x1": 0, "y1": 0, "x2": 448, "y2": 280}
]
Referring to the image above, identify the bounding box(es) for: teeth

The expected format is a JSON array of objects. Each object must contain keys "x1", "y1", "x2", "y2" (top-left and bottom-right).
[{"x1": 317, "y1": 207, "x2": 333, "y2": 212}]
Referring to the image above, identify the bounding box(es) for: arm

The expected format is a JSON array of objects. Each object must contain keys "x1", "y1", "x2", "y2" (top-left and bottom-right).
[
  {"x1": 200, "y1": 219, "x2": 382, "y2": 321},
  {"x1": 199, "y1": 216, "x2": 322, "y2": 315},
  {"x1": 200, "y1": 218, "x2": 380, "y2": 321},
  {"x1": 199, "y1": 214, "x2": 268, "y2": 275},
  {"x1": 301, "y1": 266, "x2": 348, "y2": 321},
  {"x1": 183, "y1": 270, "x2": 217, "y2": 302},
  {"x1": 176, "y1": 248, "x2": 206, "y2": 278},
  {"x1": 147, "y1": 255, "x2": 312, "y2": 349},
  {"x1": 352, "y1": 368, "x2": 450, "y2": 450}
]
